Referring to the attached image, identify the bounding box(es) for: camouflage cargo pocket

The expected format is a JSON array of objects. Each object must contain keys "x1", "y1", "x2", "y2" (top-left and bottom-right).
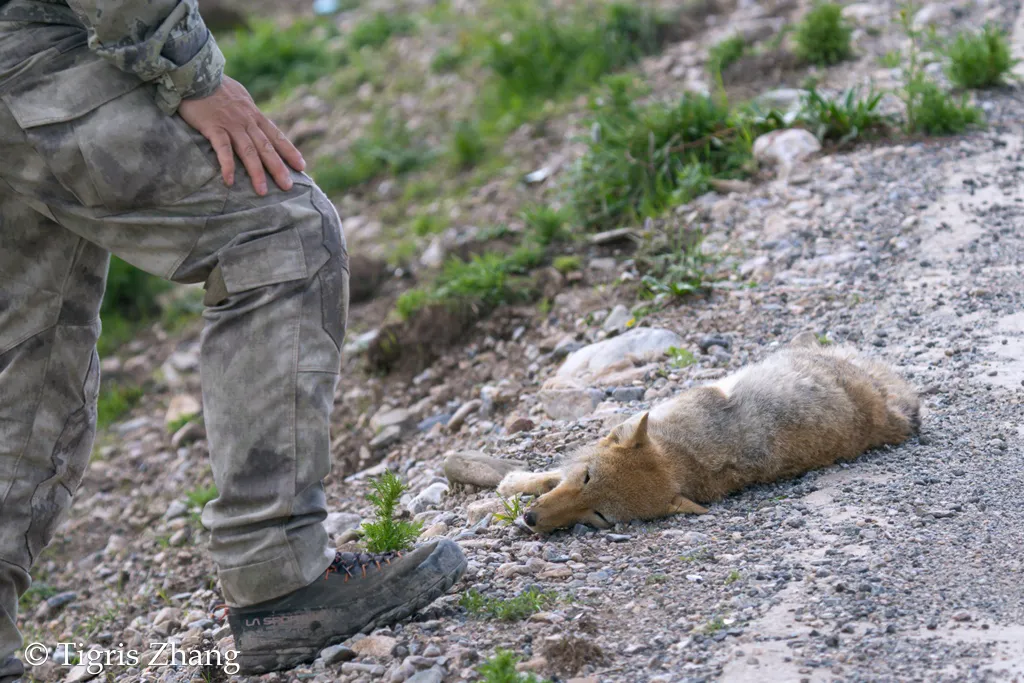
[{"x1": 1, "y1": 47, "x2": 218, "y2": 211}]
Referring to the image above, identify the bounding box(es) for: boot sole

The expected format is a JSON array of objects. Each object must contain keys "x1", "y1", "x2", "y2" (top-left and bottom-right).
[{"x1": 236, "y1": 556, "x2": 466, "y2": 674}]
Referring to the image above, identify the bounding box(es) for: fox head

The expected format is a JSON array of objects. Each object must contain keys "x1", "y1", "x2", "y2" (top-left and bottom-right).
[{"x1": 521, "y1": 413, "x2": 708, "y2": 533}]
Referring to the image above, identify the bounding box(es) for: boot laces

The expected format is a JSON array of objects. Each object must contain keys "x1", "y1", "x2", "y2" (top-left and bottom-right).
[{"x1": 325, "y1": 550, "x2": 402, "y2": 582}]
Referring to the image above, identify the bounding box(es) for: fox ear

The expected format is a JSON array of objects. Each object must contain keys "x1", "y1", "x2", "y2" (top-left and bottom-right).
[
  {"x1": 668, "y1": 495, "x2": 709, "y2": 515},
  {"x1": 604, "y1": 412, "x2": 650, "y2": 448}
]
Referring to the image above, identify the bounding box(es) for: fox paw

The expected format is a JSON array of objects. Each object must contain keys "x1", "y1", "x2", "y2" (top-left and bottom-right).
[{"x1": 498, "y1": 470, "x2": 561, "y2": 497}]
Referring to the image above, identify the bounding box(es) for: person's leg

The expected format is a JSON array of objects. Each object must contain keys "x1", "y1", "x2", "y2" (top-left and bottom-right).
[
  {"x1": 0, "y1": 194, "x2": 107, "y2": 682},
  {"x1": 0, "y1": 16, "x2": 464, "y2": 676}
]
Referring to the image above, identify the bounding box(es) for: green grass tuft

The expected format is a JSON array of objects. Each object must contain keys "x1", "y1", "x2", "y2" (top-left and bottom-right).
[
  {"x1": 314, "y1": 115, "x2": 433, "y2": 194},
  {"x1": 667, "y1": 346, "x2": 697, "y2": 368},
  {"x1": 96, "y1": 384, "x2": 144, "y2": 430},
  {"x1": 480, "y1": 1, "x2": 673, "y2": 128},
  {"x1": 460, "y1": 587, "x2": 556, "y2": 621},
  {"x1": 569, "y1": 77, "x2": 782, "y2": 230},
  {"x1": 904, "y1": 77, "x2": 983, "y2": 135},
  {"x1": 166, "y1": 412, "x2": 200, "y2": 435},
  {"x1": 477, "y1": 650, "x2": 549, "y2": 683},
  {"x1": 944, "y1": 24, "x2": 1017, "y2": 89},
  {"x1": 221, "y1": 19, "x2": 344, "y2": 101},
  {"x1": 553, "y1": 255, "x2": 582, "y2": 274},
  {"x1": 449, "y1": 119, "x2": 489, "y2": 171},
  {"x1": 794, "y1": 3, "x2": 852, "y2": 67},
  {"x1": 521, "y1": 204, "x2": 571, "y2": 246},
  {"x1": 708, "y1": 34, "x2": 746, "y2": 75},
  {"x1": 494, "y1": 494, "x2": 525, "y2": 525},
  {"x1": 361, "y1": 470, "x2": 423, "y2": 553},
  {"x1": 349, "y1": 12, "x2": 415, "y2": 51}
]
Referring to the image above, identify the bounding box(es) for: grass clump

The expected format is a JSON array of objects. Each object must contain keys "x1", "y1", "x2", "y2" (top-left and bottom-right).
[
  {"x1": 361, "y1": 470, "x2": 423, "y2": 553},
  {"x1": 481, "y1": 1, "x2": 673, "y2": 127},
  {"x1": 794, "y1": 3, "x2": 852, "y2": 67},
  {"x1": 477, "y1": 650, "x2": 549, "y2": 683},
  {"x1": 461, "y1": 587, "x2": 556, "y2": 621},
  {"x1": 314, "y1": 115, "x2": 432, "y2": 194},
  {"x1": 637, "y1": 229, "x2": 712, "y2": 300},
  {"x1": 708, "y1": 34, "x2": 746, "y2": 76},
  {"x1": 798, "y1": 87, "x2": 891, "y2": 144},
  {"x1": 449, "y1": 120, "x2": 488, "y2": 170},
  {"x1": 167, "y1": 412, "x2": 200, "y2": 435},
  {"x1": 494, "y1": 494, "x2": 525, "y2": 525},
  {"x1": 897, "y1": 6, "x2": 983, "y2": 136},
  {"x1": 221, "y1": 19, "x2": 343, "y2": 101},
  {"x1": 432, "y1": 44, "x2": 467, "y2": 73},
  {"x1": 569, "y1": 77, "x2": 780, "y2": 230},
  {"x1": 521, "y1": 205, "x2": 571, "y2": 245},
  {"x1": 667, "y1": 346, "x2": 697, "y2": 368},
  {"x1": 411, "y1": 212, "x2": 449, "y2": 237},
  {"x1": 553, "y1": 255, "x2": 582, "y2": 274},
  {"x1": 349, "y1": 12, "x2": 415, "y2": 50},
  {"x1": 944, "y1": 24, "x2": 1017, "y2": 89},
  {"x1": 96, "y1": 384, "x2": 144, "y2": 430}
]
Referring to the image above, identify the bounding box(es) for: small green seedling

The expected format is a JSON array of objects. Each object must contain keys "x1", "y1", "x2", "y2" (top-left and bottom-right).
[{"x1": 361, "y1": 470, "x2": 423, "y2": 553}]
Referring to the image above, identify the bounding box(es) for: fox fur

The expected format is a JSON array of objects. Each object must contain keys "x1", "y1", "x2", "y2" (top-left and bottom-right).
[{"x1": 499, "y1": 332, "x2": 920, "y2": 533}]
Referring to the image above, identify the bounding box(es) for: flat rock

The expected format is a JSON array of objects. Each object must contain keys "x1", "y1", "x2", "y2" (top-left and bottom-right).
[
  {"x1": 446, "y1": 399, "x2": 482, "y2": 433},
  {"x1": 753, "y1": 129, "x2": 821, "y2": 176},
  {"x1": 443, "y1": 451, "x2": 524, "y2": 488},
  {"x1": 406, "y1": 668, "x2": 445, "y2": 683},
  {"x1": 602, "y1": 304, "x2": 631, "y2": 333},
  {"x1": 538, "y1": 387, "x2": 605, "y2": 420},
  {"x1": 350, "y1": 634, "x2": 397, "y2": 659},
  {"x1": 320, "y1": 643, "x2": 356, "y2": 665},
  {"x1": 467, "y1": 498, "x2": 508, "y2": 524},
  {"x1": 546, "y1": 328, "x2": 683, "y2": 389},
  {"x1": 369, "y1": 424, "x2": 402, "y2": 450},
  {"x1": 370, "y1": 407, "x2": 413, "y2": 433}
]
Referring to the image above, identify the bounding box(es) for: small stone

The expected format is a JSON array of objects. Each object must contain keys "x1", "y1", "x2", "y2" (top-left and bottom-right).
[
  {"x1": 369, "y1": 425, "x2": 402, "y2": 450},
  {"x1": 505, "y1": 416, "x2": 535, "y2": 434},
  {"x1": 606, "y1": 533, "x2": 631, "y2": 543},
  {"x1": 168, "y1": 528, "x2": 189, "y2": 546},
  {"x1": 104, "y1": 535, "x2": 127, "y2": 556},
  {"x1": 611, "y1": 386, "x2": 645, "y2": 403},
  {"x1": 419, "y1": 522, "x2": 448, "y2": 539},
  {"x1": 405, "y1": 668, "x2": 445, "y2": 683},
  {"x1": 324, "y1": 512, "x2": 362, "y2": 537},
  {"x1": 170, "y1": 420, "x2": 205, "y2": 448},
  {"x1": 538, "y1": 387, "x2": 605, "y2": 420},
  {"x1": 698, "y1": 335, "x2": 732, "y2": 353},
  {"x1": 446, "y1": 399, "x2": 482, "y2": 433},
  {"x1": 341, "y1": 662, "x2": 387, "y2": 676},
  {"x1": 953, "y1": 612, "x2": 972, "y2": 622},
  {"x1": 46, "y1": 591, "x2": 78, "y2": 610},
  {"x1": 370, "y1": 407, "x2": 413, "y2": 433},
  {"x1": 467, "y1": 498, "x2": 508, "y2": 524},
  {"x1": 516, "y1": 656, "x2": 548, "y2": 673},
  {"x1": 165, "y1": 394, "x2": 201, "y2": 429},
  {"x1": 321, "y1": 644, "x2": 357, "y2": 665},
  {"x1": 753, "y1": 129, "x2": 821, "y2": 177},
  {"x1": 602, "y1": 305, "x2": 631, "y2": 333}
]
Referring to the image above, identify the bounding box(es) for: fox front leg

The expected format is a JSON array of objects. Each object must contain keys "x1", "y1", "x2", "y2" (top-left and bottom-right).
[
  {"x1": 668, "y1": 495, "x2": 709, "y2": 515},
  {"x1": 497, "y1": 470, "x2": 563, "y2": 498}
]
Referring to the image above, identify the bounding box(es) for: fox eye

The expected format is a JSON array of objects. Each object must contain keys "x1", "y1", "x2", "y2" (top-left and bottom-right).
[{"x1": 583, "y1": 470, "x2": 590, "y2": 485}]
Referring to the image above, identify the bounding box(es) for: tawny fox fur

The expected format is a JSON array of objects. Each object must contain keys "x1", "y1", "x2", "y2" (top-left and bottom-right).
[{"x1": 499, "y1": 332, "x2": 920, "y2": 533}]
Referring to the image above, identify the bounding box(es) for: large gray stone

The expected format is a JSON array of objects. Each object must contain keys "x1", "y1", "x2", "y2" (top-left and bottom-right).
[{"x1": 443, "y1": 451, "x2": 524, "y2": 488}]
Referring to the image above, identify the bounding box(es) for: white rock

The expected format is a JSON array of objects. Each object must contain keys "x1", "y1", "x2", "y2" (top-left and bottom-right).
[
  {"x1": 420, "y1": 238, "x2": 445, "y2": 269},
  {"x1": 350, "y1": 634, "x2": 397, "y2": 658},
  {"x1": 370, "y1": 407, "x2": 413, "y2": 433},
  {"x1": 602, "y1": 305, "x2": 631, "y2": 333},
  {"x1": 546, "y1": 327, "x2": 684, "y2": 389},
  {"x1": 408, "y1": 483, "x2": 448, "y2": 514},
  {"x1": 753, "y1": 129, "x2": 821, "y2": 177},
  {"x1": 467, "y1": 498, "x2": 508, "y2": 524},
  {"x1": 913, "y1": 2, "x2": 955, "y2": 27}
]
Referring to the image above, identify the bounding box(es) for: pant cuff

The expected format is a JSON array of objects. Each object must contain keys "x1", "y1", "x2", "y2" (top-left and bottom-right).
[{"x1": 218, "y1": 546, "x2": 335, "y2": 607}]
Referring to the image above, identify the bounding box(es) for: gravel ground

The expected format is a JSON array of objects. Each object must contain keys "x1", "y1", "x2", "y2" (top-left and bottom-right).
[{"x1": 13, "y1": 1, "x2": 1024, "y2": 682}]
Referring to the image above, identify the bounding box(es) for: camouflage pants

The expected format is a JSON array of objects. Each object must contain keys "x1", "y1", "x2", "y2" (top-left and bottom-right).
[{"x1": 0, "y1": 9, "x2": 348, "y2": 675}]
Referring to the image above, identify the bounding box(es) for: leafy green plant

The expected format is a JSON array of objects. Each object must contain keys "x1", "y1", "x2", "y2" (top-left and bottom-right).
[
  {"x1": 897, "y1": 4, "x2": 983, "y2": 135},
  {"x1": 361, "y1": 470, "x2": 423, "y2": 553},
  {"x1": 221, "y1": 19, "x2": 344, "y2": 101},
  {"x1": 481, "y1": 1, "x2": 673, "y2": 127},
  {"x1": 186, "y1": 483, "x2": 218, "y2": 510},
  {"x1": 411, "y1": 212, "x2": 449, "y2": 237},
  {"x1": 638, "y1": 238, "x2": 710, "y2": 300},
  {"x1": 944, "y1": 24, "x2": 1017, "y2": 89},
  {"x1": 349, "y1": 12, "x2": 415, "y2": 50},
  {"x1": 794, "y1": 3, "x2": 852, "y2": 66},
  {"x1": 703, "y1": 616, "x2": 726, "y2": 633},
  {"x1": 708, "y1": 34, "x2": 746, "y2": 75},
  {"x1": 477, "y1": 650, "x2": 549, "y2": 683},
  {"x1": 460, "y1": 587, "x2": 556, "y2": 620},
  {"x1": 396, "y1": 289, "x2": 430, "y2": 319},
  {"x1": 879, "y1": 49, "x2": 902, "y2": 68},
  {"x1": 314, "y1": 115, "x2": 433, "y2": 194},
  {"x1": 521, "y1": 205, "x2": 570, "y2": 245},
  {"x1": 667, "y1": 346, "x2": 697, "y2": 368},
  {"x1": 553, "y1": 255, "x2": 582, "y2": 274},
  {"x1": 798, "y1": 87, "x2": 891, "y2": 144},
  {"x1": 494, "y1": 494, "x2": 525, "y2": 525},
  {"x1": 449, "y1": 119, "x2": 488, "y2": 170},
  {"x1": 725, "y1": 570, "x2": 741, "y2": 584},
  {"x1": 97, "y1": 384, "x2": 144, "y2": 430},
  {"x1": 19, "y1": 582, "x2": 59, "y2": 610},
  {"x1": 569, "y1": 77, "x2": 782, "y2": 230}
]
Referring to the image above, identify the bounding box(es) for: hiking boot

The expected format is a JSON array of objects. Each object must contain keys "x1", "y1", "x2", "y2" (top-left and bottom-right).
[
  {"x1": 227, "y1": 538, "x2": 466, "y2": 674},
  {"x1": 0, "y1": 656, "x2": 23, "y2": 683}
]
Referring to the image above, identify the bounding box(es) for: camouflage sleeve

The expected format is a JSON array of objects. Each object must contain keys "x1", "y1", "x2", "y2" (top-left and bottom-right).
[{"x1": 64, "y1": 0, "x2": 225, "y2": 114}]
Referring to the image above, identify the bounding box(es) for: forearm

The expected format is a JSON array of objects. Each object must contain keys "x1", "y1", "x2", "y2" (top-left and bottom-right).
[{"x1": 65, "y1": 0, "x2": 225, "y2": 113}]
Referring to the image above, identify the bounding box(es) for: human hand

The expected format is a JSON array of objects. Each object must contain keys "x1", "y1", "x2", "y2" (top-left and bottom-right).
[{"x1": 178, "y1": 76, "x2": 305, "y2": 196}]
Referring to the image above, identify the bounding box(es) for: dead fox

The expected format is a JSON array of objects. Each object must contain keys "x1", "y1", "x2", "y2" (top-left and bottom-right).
[{"x1": 499, "y1": 333, "x2": 920, "y2": 533}]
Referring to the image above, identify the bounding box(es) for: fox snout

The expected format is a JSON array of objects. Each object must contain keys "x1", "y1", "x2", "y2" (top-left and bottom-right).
[{"x1": 523, "y1": 511, "x2": 538, "y2": 527}]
